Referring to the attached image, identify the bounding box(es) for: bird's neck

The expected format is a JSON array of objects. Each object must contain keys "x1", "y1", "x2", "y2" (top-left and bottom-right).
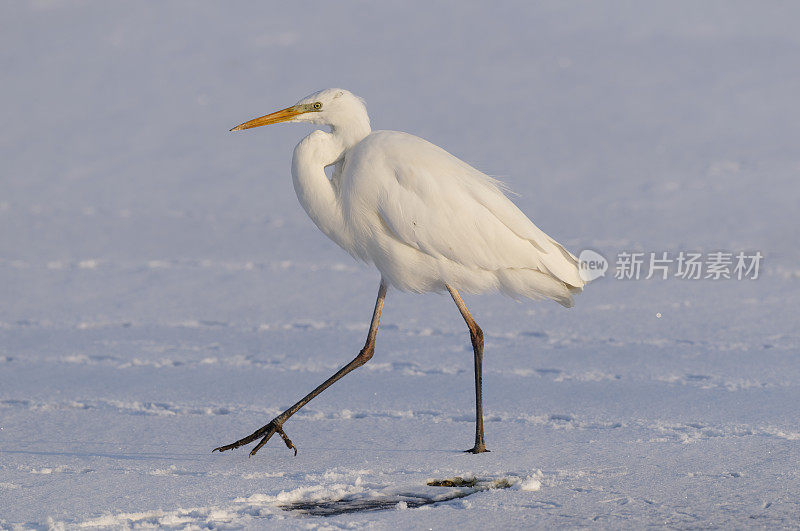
[
  {"x1": 330, "y1": 115, "x2": 371, "y2": 151},
  {"x1": 291, "y1": 130, "x2": 356, "y2": 254},
  {"x1": 289, "y1": 108, "x2": 371, "y2": 255}
]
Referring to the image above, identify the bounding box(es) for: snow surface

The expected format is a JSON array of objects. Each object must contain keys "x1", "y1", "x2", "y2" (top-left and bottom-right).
[{"x1": 2, "y1": 1, "x2": 799, "y2": 528}]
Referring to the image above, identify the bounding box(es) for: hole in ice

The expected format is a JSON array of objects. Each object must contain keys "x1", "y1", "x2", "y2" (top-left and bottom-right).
[{"x1": 279, "y1": 477, "x2": 514, "y2": 516}]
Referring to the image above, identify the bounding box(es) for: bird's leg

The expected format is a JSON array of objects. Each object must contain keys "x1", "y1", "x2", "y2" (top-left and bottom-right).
[
  {"x1": 446, "y1": 284, "x2": 489, "y2": 453},
  {"x1": 213, "y1": 281, "x2": 388, "y2": 457}
]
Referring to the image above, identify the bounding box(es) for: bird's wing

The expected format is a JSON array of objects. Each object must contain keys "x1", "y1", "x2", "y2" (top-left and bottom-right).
[{"x1": 360, "y1": 132, "x2": 584, "y2": 289}]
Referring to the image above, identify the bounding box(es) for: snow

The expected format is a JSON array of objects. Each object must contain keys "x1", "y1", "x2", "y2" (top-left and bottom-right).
[{"x1": 1, "y1": 1, "x2": 799, "y2": 528}]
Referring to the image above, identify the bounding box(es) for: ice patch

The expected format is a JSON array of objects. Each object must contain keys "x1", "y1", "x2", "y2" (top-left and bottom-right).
[{"x1": 267, "y1": 475, "x2": 521, "y2": 516}]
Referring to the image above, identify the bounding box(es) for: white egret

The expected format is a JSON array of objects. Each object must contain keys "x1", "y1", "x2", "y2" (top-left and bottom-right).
[{"x1": 214, "y1": 88, "x2": 585, "y2": 456}]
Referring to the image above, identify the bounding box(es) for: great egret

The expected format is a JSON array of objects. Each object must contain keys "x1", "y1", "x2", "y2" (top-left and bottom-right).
[{"x1": 214, "y1": 88, "x2": 585, "y2": 456}]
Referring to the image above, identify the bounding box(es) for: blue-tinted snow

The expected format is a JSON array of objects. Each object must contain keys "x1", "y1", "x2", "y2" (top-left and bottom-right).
[{"x1": 1, "y1": 1, "x2": 799, "y2": 528}]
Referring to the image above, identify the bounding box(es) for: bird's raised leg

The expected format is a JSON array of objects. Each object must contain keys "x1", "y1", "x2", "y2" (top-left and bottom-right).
[
  {"x1": 214, "y1": 281, "x2": 388, "y2": 457},
  {"x1": 446, "y1": 284, "x2": 489, "y2": 453}
]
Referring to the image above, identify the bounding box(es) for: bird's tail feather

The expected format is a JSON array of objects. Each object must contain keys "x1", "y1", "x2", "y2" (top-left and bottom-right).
[{"x1": 496, "y1": 268, "x2": 576, "y2": 308}]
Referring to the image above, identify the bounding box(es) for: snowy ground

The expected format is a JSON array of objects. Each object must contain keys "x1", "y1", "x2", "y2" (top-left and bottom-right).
[{"x1": 2, "y1": 1, "x2": 800, "y2": 528}]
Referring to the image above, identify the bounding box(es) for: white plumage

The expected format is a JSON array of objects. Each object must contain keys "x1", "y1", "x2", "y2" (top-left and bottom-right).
[
  {"x1": 214, "y1": 88, "x2": 586, "y2": 457},
  {"x1": 285, "y1": 88, "x2": 584, "y2": 306}
]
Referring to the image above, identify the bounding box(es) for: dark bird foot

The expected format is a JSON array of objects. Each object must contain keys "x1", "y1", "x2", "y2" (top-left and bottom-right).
[
  {"x1": 213, "y1": 419, "x2": 297, "y2": 457},
  {"x1": 465, "y1": 445, "x2": 490, "y2": 454}
]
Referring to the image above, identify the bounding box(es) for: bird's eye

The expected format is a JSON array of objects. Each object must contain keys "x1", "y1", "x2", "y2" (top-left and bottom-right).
[{"x1": 313, "y1": 102, "x2": 322, "y2": 110}]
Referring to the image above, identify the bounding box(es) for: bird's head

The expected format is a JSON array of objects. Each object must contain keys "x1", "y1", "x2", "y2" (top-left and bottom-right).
[{"x1": 231, "y1": 88, "x2": 369, "y2": 132}]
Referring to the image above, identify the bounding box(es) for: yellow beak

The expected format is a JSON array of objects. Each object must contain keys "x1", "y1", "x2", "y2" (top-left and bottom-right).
[{"x1": 230, "y1": 105, "x2": 304, "y2": 132}]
